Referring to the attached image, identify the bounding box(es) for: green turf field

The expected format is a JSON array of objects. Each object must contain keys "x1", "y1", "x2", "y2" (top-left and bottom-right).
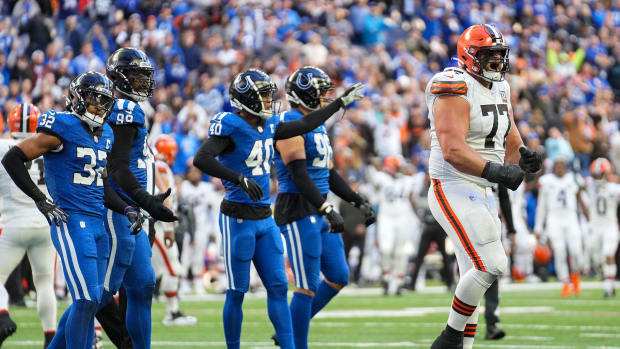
[{"x1": 3, "y1": 286, "x2": 620, "y2": 348}]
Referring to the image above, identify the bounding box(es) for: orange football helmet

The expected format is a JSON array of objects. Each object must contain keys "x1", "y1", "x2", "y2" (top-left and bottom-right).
[
  {"x1": 154, "y1": 134, "x2": 178, "y2": 166},
  {"x1": 533, "y1": 244, "x2": 551, "y2": 264},
  {"x1": 383, "y1": 155, "x2": 402, "y2": 175},
  {"x1": 590, "y1": 157, "x2": 613, "y2": 177},
  {"x1": 457, "y1": 24, "x2": 510, "y2": 82},
  {"x1": 9, "y1": 103, "x2": 41, "y2": 138}
]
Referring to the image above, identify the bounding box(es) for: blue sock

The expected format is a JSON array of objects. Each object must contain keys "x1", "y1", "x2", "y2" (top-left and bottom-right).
[
  {"x1": 266, "y1": 284, "x2": 294, "y2": 349},
  {"x1": 223, "y1": 290, "x2": 244, "y2": 349},
  {"x1": 65, "y1": 300, "x2": 97, "y2": 349},
  {"x1": 125, "y1": 285, "x2": 154, "y2": 349},
  {"x1": 48, "y1": 304, "x2": 71, "y2": 349},
  {"x1": 289, "y1": 292, "x2": 313, "y2": 349},
  {"x1": 311, "y1": 281, "x2": 339, "y2": 318}
]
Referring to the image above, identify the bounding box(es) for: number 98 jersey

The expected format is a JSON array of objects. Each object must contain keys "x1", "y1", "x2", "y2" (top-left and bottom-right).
[
  {"x1": 273, "y1": 110, "x2": 331, "y2": 195},
  {"x1": 208, "y1": 112, "x2": 277, "y2": 207},
  {"x1": 37, "y1": 111, "x2": 114, "y2": 216},
  {"x1": 426, "y1": 67, "x2": 513, "y2": 187}
]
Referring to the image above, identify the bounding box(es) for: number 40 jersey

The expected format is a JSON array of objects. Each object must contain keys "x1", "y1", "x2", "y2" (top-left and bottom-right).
[{"x1": 426, "y1": 67, "x2": 513, "y2": 187}]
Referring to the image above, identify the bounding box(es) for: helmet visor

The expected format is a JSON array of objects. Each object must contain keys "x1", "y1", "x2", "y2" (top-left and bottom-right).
[{"x1": 83, "y1": 90, "x2": 115, "y2": 119}]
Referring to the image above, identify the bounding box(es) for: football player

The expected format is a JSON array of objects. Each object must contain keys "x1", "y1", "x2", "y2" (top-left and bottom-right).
[
  {"x1": 271, "y1": 67, "x2": 376, "y2": 348},
  {"x1": 426, "y1": 24, "x2": 542, "y2": 349},
  {"x1": 150, "y1": 135, "x2": 197, "y2": 325},
  {"x1": 192, "y1": 69, "x2": 364, "y2": 349},
  {"x1": 0, "y1": 103, "x2": 56, "y2": 347},
  {"x1": 1, "y1": 72, "x2": 144, "y2": 349},
  {"x1": 100, "y1": 47, "x2": 178, "y2": 349},
  {"x1": 535, "y1": 157, "x2": 588, "y2": 297},
  {"x1": 585, "y1": 158, "x2": 619, "y2": 297}
]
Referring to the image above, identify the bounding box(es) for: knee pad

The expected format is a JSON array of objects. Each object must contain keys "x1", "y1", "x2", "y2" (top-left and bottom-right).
[
  {"x1": 485, "y1": 251, "x2": 508, "y2": 276},
  {"x1": 471, "y1": 269, "x2": 498, "y2": 289},
  {"x1": 326, "y1": 266, "x2": 350, "y2": 288},
  {"x1": 266, "y1": 283, "x2": 288, "y2": 300}
]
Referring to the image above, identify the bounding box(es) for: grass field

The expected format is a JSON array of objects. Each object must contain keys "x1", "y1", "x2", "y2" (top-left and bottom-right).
[{"x1": 3, "y1": 283, "x2": 620, "y2": 348}]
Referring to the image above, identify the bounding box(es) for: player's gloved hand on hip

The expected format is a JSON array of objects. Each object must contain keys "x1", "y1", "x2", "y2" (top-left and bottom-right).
[
  {"x1": 356, "y1": 200, "x2": 376, "y2": 226},
  {"x1": 146, "y1": 188, "x2": 178, "y2": 222},
  {"x1": 35, "y1": 198, "x2": 69, "y2": 226},
  {"x1": 481, "y1": 161, "x2": 524, "y2": 191},
  {"x1": 124, "y1": 206, "x2": 145, "y2": 235},
  {"x1": 319, "y1": 202, "x2": 345, "y2": 233},
  {"x1": 518, "y1": 146, "x2": 543, "y2": 173},
  {"x1": 237, "y1": 174, "x2": 263, "y2": 201},
  {"x1": 338, "y1": 83, "x2": 365, "y2": 108}
]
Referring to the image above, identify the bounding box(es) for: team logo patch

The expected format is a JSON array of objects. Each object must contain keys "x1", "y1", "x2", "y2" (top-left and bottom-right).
[
  {"x1": 257, "y1": 126, "x2": 263, "y2": 133},
  {"x1": 310, "y1": 216, "x2": 317, "y2": 224},
  {"x1": 500, "y1": 90, "x2": 508, "y2": 103},
  {"x1": 237, "y1": 218, "x2": 243, "y2": 224},
  {"x1": 80, "y1": 221, "x2": 86, "y2": 228},
  {"x1": 94, "y1": 136, "x2": 98, "y2": 143}
]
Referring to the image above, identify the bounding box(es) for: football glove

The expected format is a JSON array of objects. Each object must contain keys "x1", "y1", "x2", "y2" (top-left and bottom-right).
[
  {"x1": 319, "y1": 202, "x2": 345, "y2": 233},
  {"x1": 124, "y1": 206, "x2": 145, "y2": 235},
  {"x1": 238, "y1": 174, "x2": 263, "y2": 202},
  {"x1": 145, "y1": 188, "x2": 178, "y2": 222},
  {"x1": 338, "y1": 83, "x2": 365, "y2": 108},
  {"x1": 35, "y1": 198, "x2": 69, "y2": 226},
  {"x1": 481, "y1": 162, "x2": 524, "y2": 191},
  {"x1": 357, "y1": 200, "x2": 376, "y2": 226},
  {"x1": 518, "y1": 147, "x2": 543, "y2": 173}
]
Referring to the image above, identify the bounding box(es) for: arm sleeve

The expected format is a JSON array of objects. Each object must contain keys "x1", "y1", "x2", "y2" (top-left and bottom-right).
[
  {"x1": 1, "y1": 146, "x2": 47, "y2": 202},
  {"x1": 103, "y1": 175, "x2": 130, "y2": 214},
  {"x1": 287, "y1": 159, "x2": 326, "y2": 208},
  {"x1": 192, "y1": 136, "x2": 240, "y2": 184},
  {"x1": 274, "y1": 99, "x2": 341, "y2": 140},
  {"x1": 329, "y1": 168, "x2": 364, "y2": 206},
  {"x1": 107, "y1": 124, "x2": 154, "y2": 207},
  {"x1": 497, "y1": 184, "x2": 516, "y2": 234}
]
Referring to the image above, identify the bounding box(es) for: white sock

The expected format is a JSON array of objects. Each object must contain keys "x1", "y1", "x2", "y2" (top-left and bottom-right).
[
  {"x1": 463, "y1": 309, "x2": 479, "y2": 349},
  {"x1": 34, "y1": 273, "x2": 57, "y2": 332},
  {"x1": 603, "y1": 263, "x2": 616, "y2": 293},
  {"x1": 0, "y1": 285, "x2": 9, "y2": 312},
  {"x1": 166, "y1": 294, "x2": 179, "y2": 313},
  {"x1": 448, "y1": 269, "x2": 495, "y2": 331}
]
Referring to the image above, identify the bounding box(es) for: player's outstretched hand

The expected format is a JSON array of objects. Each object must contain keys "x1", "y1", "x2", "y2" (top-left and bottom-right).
[
  {"x1": 319, "y1": 202, "x2": 345, "y2": 233},
  {"x1": 35, "y1": 198, "x2": 69, "y2": 226},
  {"x1": 481, "y1": 162, "x2": 524, "y2": 191},
  {"x1": 338, "y1": 83, "x2": 365, "y2": 108},
  {"x1": 154, "y1": 188, "x2": 172, "y2": 202},
  {"x1": 146, "y1": 189, "x2": 178, "y2": 222},
  {"x1": 238, "y1": 174, "x2": 263, "y2": 201},
  {"x1": 124, "y1": 206, "x2": 145, "y2": 235},
  {"x1": 518, "y1": 147, "x2": 543, "y2": 173},
  {"x1": 357, "y1": 200, "x2": 376, "y2": 226}
]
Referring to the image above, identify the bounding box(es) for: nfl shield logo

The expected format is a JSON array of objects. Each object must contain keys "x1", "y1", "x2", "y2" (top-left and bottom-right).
[{"x1": 500, "y1": 90, "x2": 508, "y2": 103}]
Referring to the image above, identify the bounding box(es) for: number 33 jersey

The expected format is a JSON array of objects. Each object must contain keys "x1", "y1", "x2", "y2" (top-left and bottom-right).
[
  {"x1": 37, "y1": 111, "x2": 114, "y2": 216},
  {"x1": 426, "y1": 67, "x2": 513, "y2": 187},
  {"x1": 208, "y1": 112, "x2": 277, "y2": 207}
]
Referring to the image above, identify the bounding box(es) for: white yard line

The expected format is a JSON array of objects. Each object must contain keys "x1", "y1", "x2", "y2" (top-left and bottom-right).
[{"x1": 315, "y1": 306, "x2": 553, "y2": 318}]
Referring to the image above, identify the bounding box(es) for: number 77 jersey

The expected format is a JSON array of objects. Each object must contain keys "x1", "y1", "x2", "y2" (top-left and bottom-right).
[
  {"x1": 426, "y1": 67, "x2": 513, "y2": 187},
  {"x1": 208, "y1": 112, "x2": 276, "y2": 207}
]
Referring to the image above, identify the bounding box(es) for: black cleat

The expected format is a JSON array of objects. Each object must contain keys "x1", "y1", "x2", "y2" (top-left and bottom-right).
[
  {"x1": 0, "y1": 312, "x2": 17, "y2": 347},
  {"x1": 44, "y1": 331, "x2": 55, "y2": 348},
  {"x1": 484, "y1": 326, "x2": 506, "y2": 340},
  {"x1": 430, "y1": 327, "x2": 463, "y2": 349},
  {"x1": 271, "y1": 332, "x2": 279, "y2": 346}
]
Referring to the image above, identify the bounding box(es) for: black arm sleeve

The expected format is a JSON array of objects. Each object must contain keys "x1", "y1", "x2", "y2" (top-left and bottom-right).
[
  {"x1": 286, "y1": 159, "x2": 326, "y2": 209},
  {"x1": 107, "y1": 124, "x2": 153, "y2": 208},
  {"x1": 193, "y1": 136, "x2": 240, "y2": 184},
  {"x1": 103, "y1": 175, "x2": 130, "y2": 214},
  {"x1": 1, "y1": 146, "x2": 47, "y2": 202},
  {"x1": 329, "y1": 168, "x2": 364, "y2": 206},
  {"x1": 498, "y1": 184, "x2": 516, "y2": 234},
  {"x1": 274, "y1": 99, "x2": 342, "y2": 140}
]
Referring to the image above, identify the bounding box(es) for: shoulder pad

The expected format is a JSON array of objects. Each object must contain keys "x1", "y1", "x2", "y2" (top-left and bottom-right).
[
  {"x1": 208, "y1": 112, "x2": 235, "y2": 137},
  {"x1": 430, "y1": 71, "x2": 468, "y2": 96},
  {"x1": 108, "y1": 99, "x2": 146, "y2": 126}
]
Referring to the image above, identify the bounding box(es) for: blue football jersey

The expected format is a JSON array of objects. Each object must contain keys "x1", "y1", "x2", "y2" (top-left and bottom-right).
[
  {"x1": 273, "y1": 110, "x2": 332, "y2": 194},
  {"x1": 37, "y1": 110, "x2": 114, "y2": 216},
  {"x1": 208, "y1": 112, "x2": 276, "y2": 207},
  {"x1": 106, "y1": 99, "x2": 155, "y2": 200}
]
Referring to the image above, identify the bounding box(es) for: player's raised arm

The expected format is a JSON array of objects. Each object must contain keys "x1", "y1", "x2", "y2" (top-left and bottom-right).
[{"x1": 273, "y1": 83, "x2": 364, "y2": 140}]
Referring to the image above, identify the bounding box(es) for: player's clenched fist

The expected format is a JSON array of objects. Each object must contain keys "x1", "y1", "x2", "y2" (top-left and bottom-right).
[
  {"x1": 518, "y1": 147, "x2": 543, "y2": 173},
  {"x1": 481, "y1": 161, "x2": 524, "y2": 191}
]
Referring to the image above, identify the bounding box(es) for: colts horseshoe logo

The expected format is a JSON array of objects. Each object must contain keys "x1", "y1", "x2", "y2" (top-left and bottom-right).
[
  {"x1": 235, "y1": 75, "x2": 253, "y2": 93},
  {"x1": 296, "y1": 72, "x2": 314, "y2": 89}
]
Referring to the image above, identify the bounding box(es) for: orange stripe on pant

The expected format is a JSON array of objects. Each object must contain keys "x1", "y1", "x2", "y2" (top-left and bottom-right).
[
  {"x1": 432, "y1": 179, "x2": 486, "y2": 271},
  {"x1": 154, "y1": 238, "x2": 176, "y2": 276}
]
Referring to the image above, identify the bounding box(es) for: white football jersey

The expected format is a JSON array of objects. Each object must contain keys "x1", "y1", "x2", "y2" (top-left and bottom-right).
[
  {"x1": 181, "y1": 180, "x2": 220, "y2": 231},
  {"x1": 0, "y1": 139, "x2": 49, "y2": 228},
  {"x1": 426, "y1": 67, "x2": 513, "y2": 187},
  {"x1": 373, "y1": 171, "x2": 415, "y2": 217},
  {"x1": 155, "y1": 160, "x2": 177, "y2": 211},
  {"x1": 509, "y1": 182, "x2": 528, "y2": 228},
  {"x1": 534, "y1": 172, "x2": 584, "y2": 232},
  {"x1": 585, "y1": 179, "x2": 620, "y2": 224}
]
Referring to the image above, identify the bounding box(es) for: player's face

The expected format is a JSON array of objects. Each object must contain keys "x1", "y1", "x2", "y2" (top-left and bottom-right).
[
  {"x1": 84, "y1": 92, "x2": 114, "y2": 118},
  {"x1": 260, "y1": 91, "x2": 272, "y2": 111},
  {"x1": 319, "y1": 90, "x2": 334, "y2": 108},
  {"x1": 127, "y1": 69, "x2": 154, "y2": 94},
  {"x1": 484, "y1": 50, "x2": 506, "y2": 72},
  {"x1": 553, "y1": 160, "x2": 567, "y2": 177},
  {"x1": 187, "y1": 166, "x2": 202, "y2": 184}
]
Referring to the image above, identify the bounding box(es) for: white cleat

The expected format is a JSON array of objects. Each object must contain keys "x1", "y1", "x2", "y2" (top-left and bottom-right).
[
  {"x1": 163, "y1": 311, "x2": 198, "y2": 326},
  {"x1": 93, "y1": 328, "x2": 104, "y2": 349}
]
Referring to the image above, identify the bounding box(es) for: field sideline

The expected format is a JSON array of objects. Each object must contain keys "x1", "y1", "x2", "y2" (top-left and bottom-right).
[{"x1": 3, "y1": 282, "x2": 620, "y2": 348}]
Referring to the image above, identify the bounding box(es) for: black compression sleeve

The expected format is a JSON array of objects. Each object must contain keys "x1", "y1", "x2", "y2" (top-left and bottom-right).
[
  {"x1": 103, "y1": 176, "x2": 130, "y2": 214},
  {"x1": 274, "y1": 100, "x2": 341, "y2": 140},
  {"x1": 107, "y1": 124, "x2": 152, "y2": 207},
  {"x1": 287, "y1": 159, "x2": 325, "y2": 209},
  {"x1": 193, "y1": 136, "x2": 241, "y2": 184},
  {"x1": 498, "y1": 184, "x2": 516, "y2": 234},
  {"x1": 329, "y1": 168, "x2": 364, "y2": 206},
  {"x1": 1, "y1": 146, "x2": 47, "y2": 202}
]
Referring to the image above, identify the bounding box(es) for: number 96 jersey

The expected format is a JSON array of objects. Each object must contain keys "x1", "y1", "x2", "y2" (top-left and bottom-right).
[
  {"x1": 208, "y1": 112, "x2": 277, "y2": 207},
  {"x1": 37, "y1": 111, "x2": 114, "y2": 216},
  {"x1": 426, "y1": 67, "x2": 513, "y2": 187},
  {"x1": 273, "y1": 110, "x2": 331, "y2": 195}
]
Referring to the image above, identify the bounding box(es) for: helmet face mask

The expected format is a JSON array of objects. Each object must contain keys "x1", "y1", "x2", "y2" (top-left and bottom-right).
[
  {"x1": 475, "y1": 46, "x2": 510, "y2": 82},
  {"x1": 68, "y1": 72, "x2": 115, "y2": 128},
  {"x1": 286, "y1": 66, "x2": 334, "y2": 111},
  {"x1": 229, "y1": 69, "x2": 278, "y2": 120},
  {"x1": 106, "y1": 48, "x2": 155, "y2": 102}
]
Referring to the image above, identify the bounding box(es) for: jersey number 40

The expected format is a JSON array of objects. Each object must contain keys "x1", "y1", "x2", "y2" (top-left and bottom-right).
[{"x1": 246, "y1": 139, "x2": 274, "y2": 176}]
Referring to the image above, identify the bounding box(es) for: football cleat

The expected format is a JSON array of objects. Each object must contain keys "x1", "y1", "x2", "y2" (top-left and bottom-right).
[
  {"x1": 561, "y1": 283, "x2": 572, "y2": 298},
  {"x1": 604, "y1": 289, "x2": 616, "y2": 298},
  {"x1": 0, "y1": 312, "x2": 17, "y2": 347},
  {"x1": 485, "y1": 325, "x2": 506, "y2": 340},
  {"x1": 44, "y1": 331, "x2": 55, "y2": 348},
  {"x1": 163, "y1": 311, "x2": 198, "y2": 326},
  {"x1": 271, "y1": 333, "x2": 279, "y2": 346},
  {"x1": 430, "y1": 328, "x2": 463, "y2": 349},
  {"x1": 93, "y1": 328, "x2": 103, "y2": 349}
]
